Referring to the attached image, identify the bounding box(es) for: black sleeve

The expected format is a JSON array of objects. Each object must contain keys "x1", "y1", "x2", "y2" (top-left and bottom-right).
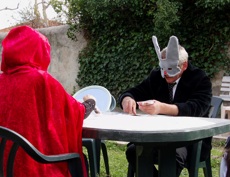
[{"x1": 82, "y1": 99, "x2": 96, "y2": 119}]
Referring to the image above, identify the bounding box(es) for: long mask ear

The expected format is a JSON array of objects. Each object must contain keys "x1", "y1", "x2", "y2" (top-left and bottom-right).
[
  {"x1": 152, "y1": 36, "x2": 164, "y2": 78},
  {"x1": 164, "y1": 36, "x2": 181, "y2": 77},
  {"x1": 152, "y1": 36, "x2": 161, "y2": 61}
]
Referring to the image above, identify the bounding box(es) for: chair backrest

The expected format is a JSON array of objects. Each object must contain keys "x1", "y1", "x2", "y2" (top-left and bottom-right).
[
  {"x1": 220, "y1": 76, "x2": 230, "y2": 101},
  {"x1": 0, "y1": 126, "x2": 82, "y2": 177},
  {"x1": 209, "y1": 96, "x2": 223, "y2": 118},
  {"x1": 187, "y1": 96, "x2": 223, "y2": 176}
]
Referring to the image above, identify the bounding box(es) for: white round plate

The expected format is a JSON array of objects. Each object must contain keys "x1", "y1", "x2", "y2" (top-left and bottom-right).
[{"x1": 73, "y1": 85, "x2": 112, "y2": 112}]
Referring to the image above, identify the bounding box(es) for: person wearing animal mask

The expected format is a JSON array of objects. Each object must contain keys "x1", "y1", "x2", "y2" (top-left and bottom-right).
[{"x1": 119, "y1": 36, "x2": 212, "y2": 177}]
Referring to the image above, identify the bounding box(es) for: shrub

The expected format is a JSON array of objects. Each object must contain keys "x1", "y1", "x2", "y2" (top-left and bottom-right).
[{"x1": 65, "y1": 0, "x2": 230, "y2": 100}]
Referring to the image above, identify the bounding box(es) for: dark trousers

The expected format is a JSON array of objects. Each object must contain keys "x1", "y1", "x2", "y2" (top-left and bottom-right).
[{"x1": 126, "y1": 143, "x2": 188, "y2": 177}]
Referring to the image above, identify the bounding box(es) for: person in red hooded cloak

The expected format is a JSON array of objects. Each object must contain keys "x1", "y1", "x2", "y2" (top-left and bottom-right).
[{"x1": 0, "y1": 25, "x2": 95, "y2": 177}]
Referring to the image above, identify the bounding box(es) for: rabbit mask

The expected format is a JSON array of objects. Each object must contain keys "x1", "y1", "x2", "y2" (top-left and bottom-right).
[{"x1": 152, "y1": 36, "x2": 181, "y2": 78}]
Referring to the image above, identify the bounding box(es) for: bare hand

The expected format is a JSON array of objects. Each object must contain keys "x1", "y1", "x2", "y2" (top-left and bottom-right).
[
  {"x1": 137, "y1": 100, "x2": 161, "y2": 115},
  {"x1": 83, "y1": 94, "x2": 96, "y2": 102},
  {"x1": 122, "y1": 97, "x2": 137, "y2": 115},
  {"x1": 83, "y1": 95, "x2": 100, "y2": 114}
]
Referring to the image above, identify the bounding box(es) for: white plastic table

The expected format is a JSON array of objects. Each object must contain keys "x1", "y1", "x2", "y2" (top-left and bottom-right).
[{"x1": 83, "y1": 112, "x2": 230, "y2": 177}]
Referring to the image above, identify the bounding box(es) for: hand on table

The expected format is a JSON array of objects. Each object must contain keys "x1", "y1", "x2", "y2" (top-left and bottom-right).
[{"x1": 122, "y1": 97, "x2": 137, "y2": 115}]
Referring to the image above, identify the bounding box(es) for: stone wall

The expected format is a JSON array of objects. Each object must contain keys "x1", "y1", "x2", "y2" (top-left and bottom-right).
[
  {"x1": 0, "y1": 25, "x2": 87, "y2": 94},
  {"x1": 0, "y1": 25, "x2": 228, "y2": 97}
]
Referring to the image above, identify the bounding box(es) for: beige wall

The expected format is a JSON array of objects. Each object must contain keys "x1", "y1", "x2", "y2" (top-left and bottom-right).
[
  {"x1": 0, "y1": 25, "x2": 87, "y2": 94},
  {"x1": 0, "y1": 25, "x2": 228, "y2": 97}
]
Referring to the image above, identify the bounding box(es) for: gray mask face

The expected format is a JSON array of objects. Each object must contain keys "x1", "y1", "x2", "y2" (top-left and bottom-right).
[{"x1": 152, "y1": 36, "x2": 181, "y2": 78}]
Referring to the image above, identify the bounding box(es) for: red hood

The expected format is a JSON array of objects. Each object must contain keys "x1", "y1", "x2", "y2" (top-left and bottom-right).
[{"x1": 1, "y1": 26, "x2": 50, "y2": 73}]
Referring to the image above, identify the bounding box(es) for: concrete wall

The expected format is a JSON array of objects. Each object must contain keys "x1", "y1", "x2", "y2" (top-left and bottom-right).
[
  {"x1": 0, "y1": 25, "x2": 87, "y2": 95},
  {"x1": 0, "y1": 25, "x2": 228, "y2": 97}
]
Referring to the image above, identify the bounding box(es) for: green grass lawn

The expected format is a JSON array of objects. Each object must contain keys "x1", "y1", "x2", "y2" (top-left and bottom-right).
[{"x1": 84, "y1": 139, "x2": 226, "y2": 177}]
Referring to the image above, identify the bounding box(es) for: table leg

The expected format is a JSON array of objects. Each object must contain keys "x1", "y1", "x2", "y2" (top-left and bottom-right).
[
  {"x1": 158, "y1": 147, "x2": 176, "y2": 177},
  {"x1": 136, "y1": 145, "x2": 154, "y2": 177},
  {"x1": 136, "y1": 145, "x2": 176, "y2": 177}
]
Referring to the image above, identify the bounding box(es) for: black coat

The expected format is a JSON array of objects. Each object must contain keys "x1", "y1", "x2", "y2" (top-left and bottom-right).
[{"x1": 119, "y1": 62, "x2": 212, "y2": 117}]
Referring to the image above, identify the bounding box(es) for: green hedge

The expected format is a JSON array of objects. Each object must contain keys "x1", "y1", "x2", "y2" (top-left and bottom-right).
[{"x1": 66, "y1": 0, "x2": 230, "y2": 101}]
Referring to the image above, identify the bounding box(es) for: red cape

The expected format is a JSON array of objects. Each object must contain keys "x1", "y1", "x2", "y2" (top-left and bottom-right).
[{"x1": 0, "y1": 26, "x2": 87, "y2": 177}]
